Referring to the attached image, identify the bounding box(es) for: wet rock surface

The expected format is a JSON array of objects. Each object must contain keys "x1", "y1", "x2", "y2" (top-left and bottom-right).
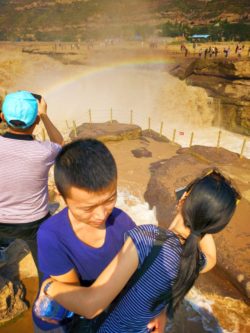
[
  {"x1": 131, "y1": 147, "x2": 152, "y2": 158},
  {"x1": 177, "y1": 145, "x2": 240, "y2": 164},
  {"x1": 142, "y1": 129, "x2": 170, "y2": 143},
  {"x1": 70, "y1": 120, "x2": 142, "y2": 141}
]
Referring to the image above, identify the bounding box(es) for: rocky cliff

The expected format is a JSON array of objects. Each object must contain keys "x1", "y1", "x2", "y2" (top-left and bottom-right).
[{"x1": 169, "y1": 58, "x2": 250, "y2": 136}]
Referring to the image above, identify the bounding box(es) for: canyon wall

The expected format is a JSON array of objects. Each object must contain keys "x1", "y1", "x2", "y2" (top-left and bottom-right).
[{"x1": 169, "y1": 58, "x2": 250, "y2": 136}]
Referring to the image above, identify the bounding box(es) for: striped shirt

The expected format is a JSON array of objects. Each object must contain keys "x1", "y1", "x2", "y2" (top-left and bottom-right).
[
  {"x1": 95, "y1": 224, "x2": 205, "y2": 333},
  {"x1": 0, "y1": 133, "x2": 61, "y2": 224}
]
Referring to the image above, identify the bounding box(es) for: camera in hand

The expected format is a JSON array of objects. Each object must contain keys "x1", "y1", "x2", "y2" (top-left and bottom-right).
[
  {"x1": 175, "y1": 186, "x2": 187, "y2": 201},
  {"x1": 31, "y1": 93, "x2": 42, "y2": 102}
]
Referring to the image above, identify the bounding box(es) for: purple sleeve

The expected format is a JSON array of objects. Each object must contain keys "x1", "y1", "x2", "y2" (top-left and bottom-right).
[
  {"x1": 37, "y1": 228, "x2": 74, "y2": 277},
  {"x1": 124, "y1": 213, "x2": 136, "y2": 230}
]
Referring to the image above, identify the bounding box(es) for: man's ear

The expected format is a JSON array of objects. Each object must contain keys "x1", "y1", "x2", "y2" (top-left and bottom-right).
[
  {"x1": 35, "y1": 115, "x2": 40, "y2": 125},
  {"x1": 1, "y1": 113, "x2": 6, "y2": 122}
]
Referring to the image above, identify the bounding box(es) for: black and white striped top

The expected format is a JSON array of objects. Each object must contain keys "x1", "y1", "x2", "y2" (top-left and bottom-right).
[{"x1": 95, "y1": 224, "x2": 197, "y2": 333}]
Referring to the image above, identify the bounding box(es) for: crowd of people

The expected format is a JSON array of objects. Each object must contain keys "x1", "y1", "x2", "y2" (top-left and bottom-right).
[
  {"x1": 0, "y1": 91, "x2": 241, "y2": 333},
  {"x1": 181, "y1": 42, "x2": 250, "y2": 59}
]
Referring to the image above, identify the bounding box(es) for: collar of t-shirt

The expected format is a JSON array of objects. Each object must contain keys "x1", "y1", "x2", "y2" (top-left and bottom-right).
[{"x1": 3, "y1": 132, "x2": 34, "y2": 141}]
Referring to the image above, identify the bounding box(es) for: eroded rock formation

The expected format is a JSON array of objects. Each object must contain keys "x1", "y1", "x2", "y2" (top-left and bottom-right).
[
  {"x1": 71, "y1": 120, "x2": 142, "y2": 141},
  {"x1": 169, "y1": 59, "x2": 250, "y2": 136},
  {"x1": 0, "y1": 276, "x2": 27, "y2": 325}
]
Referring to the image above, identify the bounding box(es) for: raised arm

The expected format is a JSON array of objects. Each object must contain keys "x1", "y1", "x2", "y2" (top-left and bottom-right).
[
  {"x1": 43, "y1": 237, "x2": 139, "y2": 319},
  {"x1": 38, "y1": 97, "x2": 64, "y2": 145},
  {"x1": 199, "y1": 234, "x2": 216, "y2": 273}
]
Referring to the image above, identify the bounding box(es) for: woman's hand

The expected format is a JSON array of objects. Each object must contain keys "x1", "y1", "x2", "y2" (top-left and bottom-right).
[{"x1": 147, "y1": 309, "x2": 167, "y2": 333}]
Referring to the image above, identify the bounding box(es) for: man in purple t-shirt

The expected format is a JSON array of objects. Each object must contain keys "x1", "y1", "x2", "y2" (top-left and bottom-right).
[
  {"x1": 34, "y1": 139, "x2": 167, "y2": 333},
  {"x1": 33, "y1": 139, "x2": 136, "y2": 332}
]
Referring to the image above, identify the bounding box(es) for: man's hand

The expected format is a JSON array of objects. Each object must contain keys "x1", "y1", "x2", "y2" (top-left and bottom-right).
[
  {"x1": 36, "y1": 96, "x2": 64, "y2": 145},
  {"x1": 147, "y1": 309, "x2": 167, "y2": 333},
  {"x1": 38, "y1": 97, "x2": 47, "y2": 116}
]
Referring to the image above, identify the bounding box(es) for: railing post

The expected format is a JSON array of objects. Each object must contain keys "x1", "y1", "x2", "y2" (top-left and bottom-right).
[
  {"x1": 65, "y1": 120, "x2": 70, "y2": 129},
  {"x1": 240, "y1": 138, "x2": 247, "y2": 159},
  {"x1": 216, "y1": 130, "x2": 222, "y2": 148},
  {"x1": 148, "y1": 117, "x2": 151, "y2": 131},
  {"x1": 189, "y1": 132, "x2": 194, "y2": 147},
  {"x1": 160, "y1": 121, "x2": 163, "y2": 137},
  {"x1": 130, "y1": 110, "x2": 133, "y2": 125},
  {"x1": 172, "y1": 129, "x2": 176, "y2": 143},
  {"x1": 110, "y1": 108, "x2": 113, "y2": 123},
  {"x1": 72, "y1": 120, "x2": 77, "y2": 137},
  {"x1": 89, "y1": 109, "x2": 92, "y2": 124}
]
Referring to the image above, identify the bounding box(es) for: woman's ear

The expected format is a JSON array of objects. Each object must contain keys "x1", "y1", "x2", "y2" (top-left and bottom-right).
[{"x1": 176, "y1": 191, "x2": 189, "y2": 210}]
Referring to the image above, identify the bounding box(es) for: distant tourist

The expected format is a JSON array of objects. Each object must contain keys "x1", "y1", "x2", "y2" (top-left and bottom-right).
[
  {"x1": 237, "y1": 46, "x2": 242, "y2": 58},
  {"x1": 215, "y1": 47, "x2": 218, "y2": 57},
  {"x1": 224, "y1": 46, "x2": 230, "y2": 58},
  {"x1": 0, "y1": 91, "x2": 63, "y2": 277},
  {"x1": 35, "y1": 168, "x2": 240, "y2": 333},
  {"x1": 184, "y1": 46, "x2": 188, "y2": 57}
]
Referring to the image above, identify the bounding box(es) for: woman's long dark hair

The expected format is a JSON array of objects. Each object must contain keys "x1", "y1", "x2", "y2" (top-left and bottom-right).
[{"x1": 153, "y1": 168, "x2": 241, "y2": 316}]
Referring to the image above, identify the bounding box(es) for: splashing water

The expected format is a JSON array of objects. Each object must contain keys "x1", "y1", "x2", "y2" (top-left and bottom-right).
[{"x1": 117, "y1": 188, "x2": 157, "y2": 226}]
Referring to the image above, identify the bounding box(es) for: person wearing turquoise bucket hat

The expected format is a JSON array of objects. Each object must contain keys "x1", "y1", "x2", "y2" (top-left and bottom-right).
[{"x1": 0, "y1": 90, "x2": 64, "y2": 282}]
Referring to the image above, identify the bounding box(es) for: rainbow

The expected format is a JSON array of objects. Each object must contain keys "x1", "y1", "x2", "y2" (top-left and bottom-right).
[{"x1": 44, "y1": 54, "x2": 175, "y2": 96}]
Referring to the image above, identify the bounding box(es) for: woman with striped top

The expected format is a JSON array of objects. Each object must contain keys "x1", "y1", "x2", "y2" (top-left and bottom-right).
[{"x1": 35, "y1": 168, "x2": 240, "y2": 333}]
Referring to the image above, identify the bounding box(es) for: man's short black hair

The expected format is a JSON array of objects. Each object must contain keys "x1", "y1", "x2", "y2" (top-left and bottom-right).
[{"x1": 54, "y1": 138, "x2": 117, "y2": 198}]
